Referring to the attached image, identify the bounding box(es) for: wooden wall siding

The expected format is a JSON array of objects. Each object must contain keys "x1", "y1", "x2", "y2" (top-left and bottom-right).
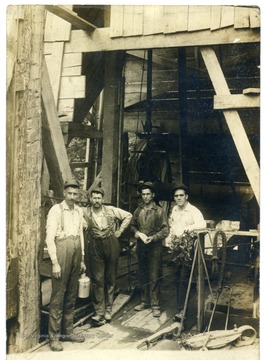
[
  {"x1": 44, "y1": 5, "x2": 72, "y2": 41},
  {"x1": 110, "y1": 5, "x2": 260, "y2": 38},
  {"x1": 44, "y1": 6, "x2": 85, "y2": 122}
]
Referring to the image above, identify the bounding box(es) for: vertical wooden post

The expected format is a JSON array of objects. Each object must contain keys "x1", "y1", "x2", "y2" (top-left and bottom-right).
[
  {"x1": 144, "y1": 49, "x2": 152, "y2": 133},
  {"x1": 178, "y1": 48, "x2": 189, "y2": 186},
  {"x1": 102, "y1": 51, "x2": 125, "y2": 204},
  {"x1": 197, "y1": 232, "x2": 205, "y2": 332}
]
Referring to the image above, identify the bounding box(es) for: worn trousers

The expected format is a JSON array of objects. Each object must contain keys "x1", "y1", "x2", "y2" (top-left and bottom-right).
[
  {"x1": 48, "y1": 236, "x2": 81, "y2": 340},
  {"x1": 137, "y1": 240, "x2": 162, "y2": 308},
  {"x1": 88, "y1": 234, "x2": 121, "y2": 316}
]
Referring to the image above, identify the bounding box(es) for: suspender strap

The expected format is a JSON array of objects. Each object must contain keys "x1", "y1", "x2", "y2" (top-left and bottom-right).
[{"x1": 59, "y1": 203, "x2": 64, "y2": 232}]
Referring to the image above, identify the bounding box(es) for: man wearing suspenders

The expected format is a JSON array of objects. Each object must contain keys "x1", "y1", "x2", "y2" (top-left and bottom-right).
[
  {"x1": 83, "y1": 187, "x2": 132, "y2": 326},
  {"x1": 45, "y1": 179, "x2": 86, "y2": 351}
]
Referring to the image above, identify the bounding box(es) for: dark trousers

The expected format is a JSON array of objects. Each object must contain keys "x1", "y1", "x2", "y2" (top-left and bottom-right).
[
  {"x1": 137, "y1": 240, "x2": 162, "y2": 308},
  {"x1": 175, "y1": 262, "x2": 191, "y2": 312},
  {"x1": 48, "y1": 236, "x2": 81, "y2": 340},
  {"x1": 88, "y1": 234, "x2": 121, "y2": 316}
]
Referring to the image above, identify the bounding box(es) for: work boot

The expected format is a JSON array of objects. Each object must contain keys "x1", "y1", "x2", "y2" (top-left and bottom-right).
[
  {"x1": 105, "y1": 310, "x2": 112, "y2": 322},
  {"x1": 63, "y1": 333, "x2": 85, "y2": 343},
  {"x1": 134, "y1": 302, "x2": 149, "y2": 311},
  {"x1": 173, "y1": 310, "x2": 184, "y2": 322},
  {"x1": 50, "y1": 340, "x2": 63, "y2": 351},
  {"x1": 152, "y1": 308, "x2": 161, "y2": 317},
  {"x1": 92, "y1": 314, "x2": 106, "y2": 326}
]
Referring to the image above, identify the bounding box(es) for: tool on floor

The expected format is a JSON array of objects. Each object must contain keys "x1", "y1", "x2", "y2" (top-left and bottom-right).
[
  {"x1": 137, "y1": 322, "x2": 182, "y2": 349},
  {"x1": 182, "y1": 325, "x2": 257, "y2": 350}
]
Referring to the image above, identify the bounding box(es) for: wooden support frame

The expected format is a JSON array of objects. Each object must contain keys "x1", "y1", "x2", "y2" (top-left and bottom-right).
[
  {"x1": 102, "y1": 51, "x2": 125, "y2": 204},
  {"x1": 64, "y1": 27, "x2": 260, "y2": 54},
  {"x1": 214, "y1": 94, "x2": 260, "y2": 110},
  {"x1": 41, "y1": 58, "x2": 73, "y2": 197},
  {"x1": 45, "y1": 5, "x2": 97, "y2": 31},
  {"x1": 200, "y1": 47, "x2": 260, "y2": 205}
]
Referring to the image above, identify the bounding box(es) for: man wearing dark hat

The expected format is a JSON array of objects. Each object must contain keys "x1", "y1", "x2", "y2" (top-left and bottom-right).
[
  {"x1": 131, "y1": 182, "x2": 169, "y2": 317},
  {"x1": 45, "y1": 179, "x2": 86, "y2": 351},
  {"x1": 83, "y1": 187, "x2": 132, "y2": 326},
  {"x1": 165, "y1": 183, "x2": 206, "y2": 321}
]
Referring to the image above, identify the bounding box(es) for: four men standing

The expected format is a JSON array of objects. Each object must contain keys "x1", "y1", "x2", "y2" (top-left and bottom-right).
[{"x1": 45, "y1": 179, "x2": 205, "y2": 350}]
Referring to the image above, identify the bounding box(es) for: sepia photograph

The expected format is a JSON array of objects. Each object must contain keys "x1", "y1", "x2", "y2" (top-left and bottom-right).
[{"x1": 5, "y1": 2, "x2": 262, "y2": 359}]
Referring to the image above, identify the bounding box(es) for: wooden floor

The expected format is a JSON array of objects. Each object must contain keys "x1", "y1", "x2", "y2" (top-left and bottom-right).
[{"x1": 24, "y1": 247, "x2": 259, "y2": 355}]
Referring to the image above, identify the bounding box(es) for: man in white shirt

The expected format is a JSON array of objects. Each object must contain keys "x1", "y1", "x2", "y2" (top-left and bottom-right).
[
  {"x1": 45, "y1": 179, "x2": 86, "y2": 351},
  {"x1": 165, "y1": 183, "x2": 206, "y2": 321}
]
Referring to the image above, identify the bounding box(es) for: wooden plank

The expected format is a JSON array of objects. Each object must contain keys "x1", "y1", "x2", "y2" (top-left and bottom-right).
[
  {"x1": 250, "y1": 7, "x2": 260, "y2": 28},
  {"x1": 61, "y1": 52, "x2": 82, "y2": 76},
  {"x1": 41, "y1": 58, "x2": 73, "y2": 198},
  {"x1": 68, "y1": 123, "x2": 103, "y2": 139},
  {"x1": 243, "y1": 88, "x2": 260, "y2": 95},
  {"x1": 164, "y1": 6, "x2": 177, "y2": 34},
  {"x1": 234, "y1": 7, "x2": 250, "y2": 29},
  {"x1": 45, "y1": 5, "x2": 97, "y2": 31},
  {"x1": 164, "y1": 5, "x2": 188, "y2": 33},
  {"x1": 210, "y1": 6, "x2": 222, "y2": 31},
  {"x1": 188, "y1": 6, "x2": 211, "y2": 32},
  {"x1": 45, "y1": 42, "x2": 64, "y2": 105},
  {"x1": 175, "y1": 6, "x2": 189, "y2": 32},
  {"x1": 102, "y1": 52, "x2": 124, "y2": 203},
  {"x1": 110, "y1": 5, "x2": 124, "y2": 37},
  {"x1": 214, "y1": 94, "x2": 260, "y2": 110},
  {"x1": 220, "y1": 6, "x2": 235, "y2": 28},
  {"x1": 58, "y1": 99, "x2": 74, "y2": 122},
  {"x1": 65, "y1": 27, "x2": 260, "y2": 54},
  {"x1": 44, "y1": 5, "x2": 72, "y2": 42},
  {"x1": 200, "y1": 47, "x2": 260, "y2": 205},
  {"x1": 132, "y1": 5, "x2": 144, "y2": 36},
  {"x1": 59, "y1": 76, "x2": 86, "y2": 99},
  {"x1": 143, "y1": 5, "x2": 164, "y2": 35},
  {"x1": 122, "y1": 5, "x2": 134, "y2": 36},
  {"x1": 123, "y1": 5, "x2": 144, "y2": 37}
]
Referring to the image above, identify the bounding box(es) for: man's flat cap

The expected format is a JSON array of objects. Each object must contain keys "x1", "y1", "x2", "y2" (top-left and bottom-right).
[
  {"x1": 90, "y1": 187, "x2": 104, "y2": 196},
  {"x1": 172, "y1": 183, "x2": 189, "y2": 194},
  {"x1": 64, "y1": 179, "x2": 80, "y2": 189},
  {"x1": 137, "y1": 181, "x2": 155, "y2": 193}
]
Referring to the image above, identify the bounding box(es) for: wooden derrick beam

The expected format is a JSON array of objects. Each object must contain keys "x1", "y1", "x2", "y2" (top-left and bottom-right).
[
  {"x1": 200, "y1": 47, "x2": 260, "y2": 206},
  {"x1": 41, "y1": 59, "x2": 73, "y2": 198},
  {"x1": 68, "y1": 123, "x2": 103, "y2": 140},
  {"x1": 45, "y1": 5, "x2": 97, "y2": 31},
  {"x1": 214, "y1": 94, "x2": 260, "y2": 110},
  {"x1": 64, "y1": 27, "x2": 260, "y2": 54}
]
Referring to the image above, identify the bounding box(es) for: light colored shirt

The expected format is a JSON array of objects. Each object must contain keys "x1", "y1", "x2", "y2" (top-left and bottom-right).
[
  {"x1": 45, "y1": 201, "x2": 85, "y2": 261},
  {"x1": 84, "y1": 205, "x2": 133, "y2": 238},
  {"x1": 165, "y1": 202, "x2": 206, "y2": 246}
]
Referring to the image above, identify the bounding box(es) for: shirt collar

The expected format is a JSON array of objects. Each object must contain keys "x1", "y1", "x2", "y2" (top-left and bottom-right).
[
  {"x1": 62, "y1": 200, "x2": 79, "y2": 211},
  {"x1": 174, "y1": 201, "x2": 191, "y2": 212},
  {"x1": 139, "y1": 201, "x2": 158, "y2": 210}
]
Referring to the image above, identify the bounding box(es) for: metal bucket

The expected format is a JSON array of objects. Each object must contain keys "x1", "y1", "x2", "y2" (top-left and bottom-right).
[{"x1": 78, "y1": 273, "x2": 90, "y2": 298}]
